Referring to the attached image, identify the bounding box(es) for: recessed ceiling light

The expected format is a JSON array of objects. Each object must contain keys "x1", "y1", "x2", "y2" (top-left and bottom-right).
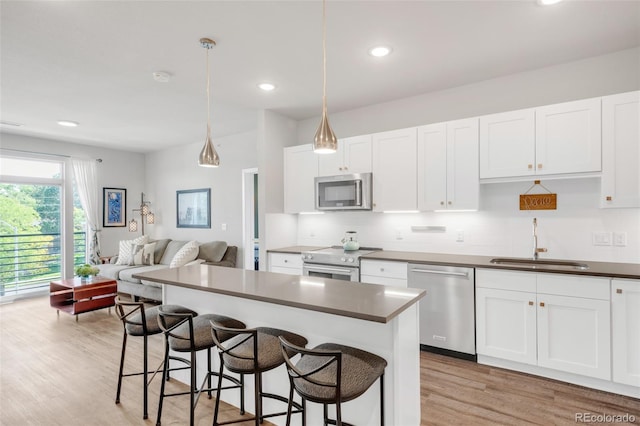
[
  {"x1": 536, "y1": 0, "x2": 563, "y2": 5},
  {"x1": 258, "y1": 83, "x2": 276, "y2": 91},
  {"x1": 368, "y1": 46, "x2": 392, "y2": 57},
  {"x1": 57, "y1": 120, "x2": 79, "y2": 127}
]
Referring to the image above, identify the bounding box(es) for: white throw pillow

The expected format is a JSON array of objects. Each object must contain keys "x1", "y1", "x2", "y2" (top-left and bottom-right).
[
  {"x1": 169, "y1": 240, "x2": 199, "y2": 268},
  {"x1": 115, "y1": 235, "x2": 149, "y2": 265},
  {"x1": 130, "y1": 242, "x2": 157, "y2": 266}
]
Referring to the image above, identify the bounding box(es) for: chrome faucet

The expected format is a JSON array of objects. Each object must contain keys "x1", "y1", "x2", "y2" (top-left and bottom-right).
[{"x1": 532, "y1": 218, "x2": 547, "y2": 260}]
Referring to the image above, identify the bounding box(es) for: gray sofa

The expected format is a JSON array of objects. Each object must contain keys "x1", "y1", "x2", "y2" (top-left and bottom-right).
[{"x1": 97, "y1": 239, "x2": 237, "y2": 301}]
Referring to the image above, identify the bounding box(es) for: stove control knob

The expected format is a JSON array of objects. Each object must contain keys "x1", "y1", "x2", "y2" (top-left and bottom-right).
[
  {"x1": 347, "y1": 258, "x2": 354, "y2": 263},
  {"x1": 341, "y1": 257, "x2": 346, "y2": 262},
  {"x1": 305, "y1": 254, "x2": 313, "y2": 260}
]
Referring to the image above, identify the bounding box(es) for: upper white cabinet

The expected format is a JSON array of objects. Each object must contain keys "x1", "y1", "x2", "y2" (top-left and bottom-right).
[
  {"x1": 284, "y1": 144, "x2": 318, "y2": 213},
  {"x1": 480, "y1": 98, "x2": 601, "y2": 179},
  {"x1": 372, "y1": 127, "x2": 417, "y2": 212},
  {"x1": 479, "y1": 108, "x2": 535, "y2": 179},
  {"x1": 318, "y1": 135, "x2": 372, "y2": 177},
  {"x1": 417, "y1": 118, "x2": 479, "y2": 211},
  {"x1": 611, "y1": 279, "x2": 640, "y2": 387},
  {"x1": 601, "y1": 91, "x2": 640, "y2": 208},
  {"x1": 535, "y1": 97, "x2": 601, "y2": 175}
]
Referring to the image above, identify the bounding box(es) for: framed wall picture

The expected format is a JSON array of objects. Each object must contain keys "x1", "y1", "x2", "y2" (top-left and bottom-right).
[
  {"x1": 177, "y1": 188, "x2": 211, "y2": 228},
  {"x1": 103, "y1": 188, "x2": 126, "y2": 227}
]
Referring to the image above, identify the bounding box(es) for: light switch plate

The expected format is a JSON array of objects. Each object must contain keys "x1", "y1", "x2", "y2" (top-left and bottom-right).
[
  {"x1": 613, "y1": 232, "x2": 627, "y2": 247},
  {"x1": 592, "y1": 232, "x2": 612, "y2": 246}
]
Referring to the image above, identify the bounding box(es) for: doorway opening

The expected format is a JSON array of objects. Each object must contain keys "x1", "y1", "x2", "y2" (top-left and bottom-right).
[{"x1": 241, "y1": 168, "x2": 258, "y2": 270}]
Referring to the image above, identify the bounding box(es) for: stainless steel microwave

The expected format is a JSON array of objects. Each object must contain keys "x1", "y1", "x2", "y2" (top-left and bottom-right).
[{"x1": 315, "y1": 173, "x2": 372, "y2": 211}]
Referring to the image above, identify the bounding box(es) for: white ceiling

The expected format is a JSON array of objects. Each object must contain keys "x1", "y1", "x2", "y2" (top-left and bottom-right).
[{"x1": 1, "y1": 0, "x2": 639, "y2": 153}]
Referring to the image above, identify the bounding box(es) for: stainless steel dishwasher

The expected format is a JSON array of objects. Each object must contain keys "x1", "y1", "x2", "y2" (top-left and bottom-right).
[{"x1": 408, "y1": 263, "x2": 476, "y2": 359}]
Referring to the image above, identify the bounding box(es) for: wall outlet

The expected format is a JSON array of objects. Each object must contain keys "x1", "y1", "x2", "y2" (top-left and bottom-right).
[
  {"x1": 221, "y1": 223, "x2": 227, "y2": 231},
  {"x1": 592, "y1": 232, "x2": 612, "y2": 246},
  {"x1": 456, "y1": 230, "x2": 464, "y2": 242},
  {"x1": 396, "y1": 229, "x2": 403, "y2": 240},
  {"x1": 613, "y1": 232, "x2": 627, "y2": 247}
]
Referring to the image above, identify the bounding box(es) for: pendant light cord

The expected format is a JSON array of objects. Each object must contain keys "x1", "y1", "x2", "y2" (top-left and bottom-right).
[
  {"x1": 206, "y1": 45, "x2": 211, "y2": 133},
  {"x1": 322, "y1": 0, "x2": 327, "y2": 113}
]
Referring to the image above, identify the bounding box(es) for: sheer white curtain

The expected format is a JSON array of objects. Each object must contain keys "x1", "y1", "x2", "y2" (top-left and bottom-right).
[{"x1": 71, "y1": 158, "x2": 102, "y2": 264}]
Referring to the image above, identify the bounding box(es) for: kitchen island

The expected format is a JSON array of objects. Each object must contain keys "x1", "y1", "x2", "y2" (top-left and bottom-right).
[{"x1": 134, "y1": 263, "x2": 425, "y2": 426}]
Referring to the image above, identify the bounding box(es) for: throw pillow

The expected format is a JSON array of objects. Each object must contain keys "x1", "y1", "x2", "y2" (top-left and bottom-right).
[
  {"x1": 169, "y1": 240, "x2": 199, "y2": 268},
  {"x1": 159, "y1": 240, "x2": 188, "y2": 265},
  {"x1": 197, "y1": 241, "x2": 228, "y2": 263},
  {"x1": 130, "y1": 242, "x2": 157, "y2": 266},
  {"x1": 115, "y1": 235, "x2": 149, "y2": 265}
]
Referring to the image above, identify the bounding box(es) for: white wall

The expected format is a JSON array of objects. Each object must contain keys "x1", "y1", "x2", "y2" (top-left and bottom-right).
[
  {"x1": 290, "y1": 48, "x2": 640, "y2": 264},
  {"x1": 0, "y1": 133, "x2": 146, "y2": 257},
  {"x1": 144, "y1": 131, "x2": 257, "y2": 267}
]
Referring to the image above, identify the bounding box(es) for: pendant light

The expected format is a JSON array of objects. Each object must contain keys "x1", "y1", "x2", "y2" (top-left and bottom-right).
[
  {"x1": 198, "y1": 37, "x2": 220, "y2": 167},
  {"x1": 313, "y1": 0, "x2": 337, "y2": 154}
]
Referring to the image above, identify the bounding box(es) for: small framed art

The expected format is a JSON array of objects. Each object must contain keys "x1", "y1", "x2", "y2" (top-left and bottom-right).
[
  {"x1": 103, "y1": 187, "x2": 126, "y2": 227},
  {"x1": 177, "y1": 188, "x2": 211, "y2": 228}
]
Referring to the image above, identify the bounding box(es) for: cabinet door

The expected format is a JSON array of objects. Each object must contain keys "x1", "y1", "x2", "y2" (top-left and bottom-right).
[
  {"x1": 537, "y1": 293, "x2": 611, "y2": 380},
  {"x1": 317, "y1": 144, "x2": 344, "y2": 177},
  {"x1": 372, "y1": 128, "x2": 417, "y2": 211},
  {"x1": 601, "y1": 91, "x2": 640, "y2": 208},
  {"x1": 417, "y1": 123, "x2": 447, "y2": 211},
  {"x1": 360, "y1": 260, "x2": 407, "y2": 287},
  {"x1": 535, "y1": 98, "x2": 601, "y2": 175},
  {"x1": 343, "y1": 134, "x2": 372, "y2": 174},
  {"x1": 611, "y1": 279, "x2": 640, "y2": 387},
  {"x1": 284, "y1": 145, "x2": 318, "y2": 213},
  {"x1": 479, "y1": 109, "x2": 535, "y2": 179},
  {"x1": 447, "y1": 118, "x2": 479, "y2": 210},
  {"x1": 476, "y1": 287, "x2": 537, "y2": 365}
]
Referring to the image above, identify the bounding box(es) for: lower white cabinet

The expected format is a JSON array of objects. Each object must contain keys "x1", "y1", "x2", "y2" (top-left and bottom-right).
[
  {"x1": 360, "y1": 260, "x2": 407, "y2": 287},
  {"x1": 611, "y1": 279, "x2": 640, "y2": 387},
  {"x1": 268, "y1": 252, "x2": 303, "y2": 276},
  {"x1": 476, "y1": 269, "x2": 611, "y2": 381}
]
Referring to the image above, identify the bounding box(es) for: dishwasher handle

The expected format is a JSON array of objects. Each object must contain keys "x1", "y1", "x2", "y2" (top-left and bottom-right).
[{"x1": 409, "y1": 268, "x2": 469, "y2": 279}]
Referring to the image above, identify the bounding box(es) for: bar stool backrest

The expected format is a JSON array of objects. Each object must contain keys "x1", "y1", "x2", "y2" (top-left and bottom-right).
[
  {"x1": 157, "y1": 308, "x2": 197, "y2": 351},
  {"x1": 210, "y1": 321, "x2": 258, "y2": 371},
  {"x1": 115, "y1": 296, "x2": 148, "y2": 333},
  {"x1": 279, "y1": 336, "x2": 343, "y2": 402}
]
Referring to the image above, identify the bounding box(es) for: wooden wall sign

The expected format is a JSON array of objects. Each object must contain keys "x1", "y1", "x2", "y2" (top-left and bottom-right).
[{"x1": 520, "y1": 180, "x2": 557, "y2": 210}]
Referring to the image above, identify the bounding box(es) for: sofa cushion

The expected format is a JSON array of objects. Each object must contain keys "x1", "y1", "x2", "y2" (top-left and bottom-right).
[
  {"x1": 130, "y1": 242, "x2": 156, "y2": 266},
  {"x1": 198, "y1": 241, "x2": 228, "y2": 263},
  {"x1": 118, "y1": 264, "x2": 168, "y2": 284},
  {"x1": 170, "y1": 240, "x2": 199, "y2": 268},
  {"x1": 115, "y1": 235, "x2": 149, "y2": 265},
  {"x1": 97, "y1": 264, "x2": 133, "y2": 280},
  {"x1": 149, "y1": 238, "x2": 171, "y2": 264},
  {"x1": 160, "y1": 240, "x2": 188, "y2": 265}
]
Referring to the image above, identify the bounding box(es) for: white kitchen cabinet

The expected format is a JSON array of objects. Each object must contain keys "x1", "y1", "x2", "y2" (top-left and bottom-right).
[
  {"x1": 372, "y1": 127, "x2": 417, "y2": 212},
  {"x1": 479, "y1": 97, "x2": 601, "y2": 179},
  {"x1": 417, "y1": 118, "x2": 479, "y2": 211},
  {"x1": 479, "y1": 108, "x2": 535, "y2": 179},
  {"x1": 476, "y1": 269, "x2": 611, "y2": 381},
  {"x1": 360, "y1": 260, "x2": 407, "y2": 287},
  {"x1": 611, "y1": 279, "x2": 640, "y2": 387},
  {"x1": 535, "y1": 97, "x2": 601, "y2": 176},
  {"x1": 318, "y1": 134, "x2": 372, "y2": 177},
  {"x1": 284, "y1": 144, "x2": 318, "y2": 213},
  {"x1": 268, "y1": 252, "x2": 303, "y2": 276},
  {"x1": 601, "y1": 91, "x2": 640, "y2": 208}
]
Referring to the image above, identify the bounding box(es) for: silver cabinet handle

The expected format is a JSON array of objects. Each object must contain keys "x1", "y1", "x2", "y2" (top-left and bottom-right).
[
  {"x1": 305, "y1": 265, "x2": 354, "y2": 274},
  {"x1": 410, "y1": 268, "x2": 469, "y2": 278}
]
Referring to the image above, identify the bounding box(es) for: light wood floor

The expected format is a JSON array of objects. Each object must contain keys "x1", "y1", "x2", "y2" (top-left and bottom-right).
[{"x1": 1, "y1": 296, "x2": 638, "y2": 425}]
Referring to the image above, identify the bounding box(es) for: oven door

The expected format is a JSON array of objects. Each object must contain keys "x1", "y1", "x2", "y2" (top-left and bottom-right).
[{"x1": 302, "y1": 264, "x2": 359, "y2": 282}]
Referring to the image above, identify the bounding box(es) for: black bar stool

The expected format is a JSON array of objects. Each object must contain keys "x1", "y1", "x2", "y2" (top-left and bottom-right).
[
  {"x1": 210, "y1": 322, "x2": 308, "y2": 426},
  {"x1": 279, "y1": 337, "x2": 387, "y2": 426},
  {"x1": 156, "y1": 308, "x2": 246, "y2": 426},
  {"x1": 114, "y1": 296, "x2": 197, "y2": 419}
]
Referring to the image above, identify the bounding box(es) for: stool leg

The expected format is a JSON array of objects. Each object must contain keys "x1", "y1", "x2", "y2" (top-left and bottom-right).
[
  {"x1": 213, "y1": 354, "x2": 225, "y2": 426},
  {"x1": 285, "y1": 382, "x2": 294, "y2": 426},
  {"x1": 207, "y1": 347, "x2": 213, "y2": 399},
  {"x1": 379, "y1": 373, "x2": 385, "y2": 426},
  {"x1": 190, "y1": 350, "x2": 197, "y2": 426},
  {"x1": 323, "y1": 404, "x2": 329, "y2": 426},
  {"x1": 240, "y1": 374, "x2": 245, "y2": 415},
  {"x1": 115, "y1": 332, "x2": 127, "y2": 405},
  {"x1": 143, "y1": 334, "x2": 149, "y2": 419},
  {"x1": 254, "y1": 372, "x2": 261, "y2": 425},
  {"x1": 156, "y1": 340, "x2": 170, "y2": 426},
  {"x1": 302, "y1": 398, "x2": 306, "y2": 426}
]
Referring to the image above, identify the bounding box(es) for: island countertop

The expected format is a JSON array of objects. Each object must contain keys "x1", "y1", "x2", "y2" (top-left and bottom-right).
[{"x1": 133, "y1": 264, "x2": 425, "y2": 324}]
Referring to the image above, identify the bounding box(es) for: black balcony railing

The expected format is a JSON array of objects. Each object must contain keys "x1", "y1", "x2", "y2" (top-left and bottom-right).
[{"x1": 0, "y1": 232, "x2": 86, "y2": 296}]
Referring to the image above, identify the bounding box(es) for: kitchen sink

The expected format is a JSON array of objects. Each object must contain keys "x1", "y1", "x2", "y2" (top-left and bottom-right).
[{"x1": 490, "y1": 258, "x2": 589, "y2": 270}]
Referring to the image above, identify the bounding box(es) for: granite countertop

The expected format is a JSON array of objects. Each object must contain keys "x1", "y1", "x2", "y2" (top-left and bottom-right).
[
  {"x1": 133, "y1": 264, "x2": 425, "y2": 323},
  {"x1": 361, "y1": 250, "x2": 640, "y2": 280},
  {"x1": 267, "y1": 246, "x2": 327, "y2": 254}
]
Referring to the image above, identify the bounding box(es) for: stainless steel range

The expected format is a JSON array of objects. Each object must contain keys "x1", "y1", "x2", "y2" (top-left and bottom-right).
[{"x1": 301, "y1": 246, "x2": 381, "y2": 282}]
